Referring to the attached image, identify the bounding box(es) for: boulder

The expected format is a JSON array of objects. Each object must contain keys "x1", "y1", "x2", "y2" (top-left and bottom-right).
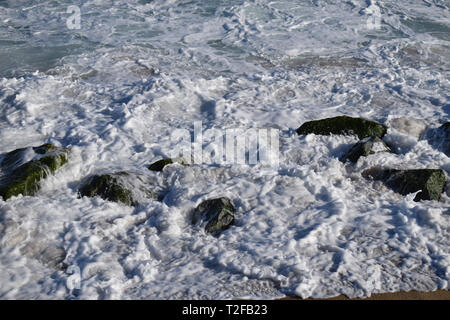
[
  {"x1": 296, "y1": 116, "x2": 387, "y2": 139},
  {"x1": 38, "y1": 245, "x2": 67, "y2": 270},
  {"x1": 0, "y1": 143, "x2": 58, "y2": 169},
  {"x1": 362, "y1": 167, "x2": 446, "y2": 201},
  {"x1": 78, "y1": 173, "x2": 135, "y2": 206},
  {"x1": 341, "y1": 137, "x2": 391, "y2": 163},
  {"x1": 0, "y1": 144, "x2": 69, "y2": 200},
  {"x1": 192, "y1": 197, "x2": 235, "y2": 234},
  {"x1": 78, "y1": 172, "x2": 158, "y2": 206},
  {"x1": 148, "y1": 157, "x2": 188, "y2": 172}
]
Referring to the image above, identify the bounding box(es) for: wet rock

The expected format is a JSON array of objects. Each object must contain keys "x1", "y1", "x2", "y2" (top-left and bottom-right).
[
  {"x1": 389, "y1": 117, "x2": 427, "y2": 139},
  {"x1": 20, "y1": 241, "x2": 67, "y2": 270},
  {"x1": 0, "y1": 145, "x2": 69, "y2": 200},
  {"x1": 341, "y1": 137, "x2": 391, "y2": 163},
  {"x1": 296, "y1": 116, "x2": 387, "y2": 139},
  {"x1": 192, "y1": 197, "x2": 235, "y2": 234},
  {"x1": 362, "y1": 167, "x2": 446, "y2": 201},
  {"x1": 148, "y1": 158, "x2": 188, "y2": 172},
  {"x1": 1, "y1": 144, "x2": 58, "y2": 170},
  {"x1": 78, "y1": 173, "x2": 135, "y2": 206},
  {"x1": 39, "y1": 245, "x2": 67, "y2": 270},
  {"x1": 78, "y1": 172, "x2": 158, "y2": 206}
]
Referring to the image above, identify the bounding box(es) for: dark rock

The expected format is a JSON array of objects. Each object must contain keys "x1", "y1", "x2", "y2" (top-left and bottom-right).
[
  {"x1": 78, "y1": 173, "x2": 135, "y2": 206},
  {"x1": 341, "y1": 137, "x2": 391, "y2": 163},
  {"x1": 362, "y1": 167, "x2": 446, "y2": 201},
  {"x1": 1, "y1": 148, "x2": 27, "y2": 169},
  {"x1": 296, "y1": 116, "x2": 387, "y2": 139},
  {"x1": 33, "y1": 143, "x2": 57, "y2": 155},
  {"x1": 78, "y1": 172, "x2": 158, "y2": 206},
  {"x1": 148, "y1": 158, "x2": 188, "y2": 172},
  {"x1": 192, "y1": 197, "x2": 235, "y2": 234},
  {"x1": 0, "y1": 144, "x2": 58, "y2": 169},
  {"x1": 0, "y1": 145, "x2": 69, "y2": 200}
]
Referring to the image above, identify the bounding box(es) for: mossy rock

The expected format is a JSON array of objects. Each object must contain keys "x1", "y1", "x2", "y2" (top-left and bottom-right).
[
  {"x1": 296, "y1": 116, "x2": 388, "y2": 139},
  {"x1": 1, "y1": 144, "x2": 58, "y2": 169},
  {"x1": 0, "y1": 145, "x2": 69, "y2": 200},
  {"x1": 192, "y1": 197, "x2": 235, "y2": 235},
  {"x1": 78, "y1": 173, "x2": 135, "y2": 206},
  {"x1": 342, "y1": 137, "x2": 391, "y2": 163},
  {"x1": 33, "y1": 144, "x2": 58, "y2": 155},
  {"x1": 148, "y1": 158, "x2": 188, "y2": 172},
  {"x1": 362, "y1": 168, "x2": 446, "y2": 201}
]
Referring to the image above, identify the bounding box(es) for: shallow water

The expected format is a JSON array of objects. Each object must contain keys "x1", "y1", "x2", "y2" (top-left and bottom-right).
[{"x1": 0, "y1": 0, "x2": 449, "y2": 299}]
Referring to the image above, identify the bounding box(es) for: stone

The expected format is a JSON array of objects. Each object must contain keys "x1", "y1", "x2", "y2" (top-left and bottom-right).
[
  {"x1": 362, "y1": 167, "x2": 446, "y2": 201},
  {"x1": 192, "y1": 197, "x2": 235, "y2": 234},
  {"x1": 78, "y1": 172, "x2": 158, "y2": 206},
  {"x1": 0, "y1": 144, "x2": 58, "y2": 169},
  {"x1": 78, "y1": 173, "x2": 134, "y2": 206},
  {"x1": 0, "y1": 145, "x2": 69, "y2": 200},
  {"x1": 296, "y1": 116, "x2": 388, "y2": 139},
  {"x1": 148, "y1": 158, "x2": 188, "y2": 172},
  {"x1": 38, "y1": 245, "x2": 67, "y2": 270},
  {"x1": 389, "y1": 117, "x2": 427, "y2": 139},
  {"x1": 341, "y1": 137, "x2": 391, "y2": 163}
]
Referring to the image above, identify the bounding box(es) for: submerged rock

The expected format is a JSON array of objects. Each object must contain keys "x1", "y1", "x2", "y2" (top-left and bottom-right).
[
  {"x1": 78, "y1": 173, "x2": 135, "y2": 206},
  {"x1": 362, "y1": 167, "x2": 446, "y2": 201},
  {"x1": 342, "y1": 137, "x2": 391, "y2": 163},
  {"x1": 192, "y1": 197, "x2": 235, "y2": 235},
  {"x1": 0, "y1": 144, "x2": 69, "y2": 200},
  {"x1": 78, "y1": 172, "x2": 158, "y2": 206},
  {"x1": 20, "y1": 241, "x2": 67, "y2": 270},
  {"x1": 296, "y1": 116, "x2": 387, "y2": 139},
  {"x1": 38, "y1": 245, "x2": 67, "y2": 270},
  {"x1": 148, "y1": 158, "x2": 188, "y2": 172},
  {"x1": 389, "y1": 117, "x2": 427, "y2": 139}
]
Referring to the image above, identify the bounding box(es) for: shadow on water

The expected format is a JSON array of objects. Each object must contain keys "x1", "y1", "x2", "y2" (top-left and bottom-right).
[
  {"x1": 425, "y1": 123, "x2": 449, "y2": 157},
  {"x1": 200, "y1": 99, "x2": 217, "y2": 121}
]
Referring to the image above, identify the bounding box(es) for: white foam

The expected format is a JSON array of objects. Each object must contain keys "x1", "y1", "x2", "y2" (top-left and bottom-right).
[{"x1": 0, "y1": 0, "x2": 449, "y2": 299}]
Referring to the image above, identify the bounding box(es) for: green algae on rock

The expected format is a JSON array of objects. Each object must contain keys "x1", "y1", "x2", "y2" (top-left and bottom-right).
[
  {"x1": 192, "y1": 197, "x2": 235, "y2": 235},
  {"x1": 78, "y1": 172, "x2": 158, "y2": 206},
  {"x1": 341, "y1": 137, "x2": 391, "y2": 163},
  {"x1": 296, "y1": 116, "x2": 388, "y2": 139},
  {"x1": 362, "y1": 167, "x2": 446, "y2": 201},
  {"x1": 0, "y1": 145, "x2": 69, "y2": 200},
  {"x1": 1, "y1": 143, "x2": 59, "y2": 169},
  {"x1": 148, "y1": 157, "x2": 188, "y2": 172},
  {"x1": 78, "y1": 173, "x2": 135, "y2": 206}
]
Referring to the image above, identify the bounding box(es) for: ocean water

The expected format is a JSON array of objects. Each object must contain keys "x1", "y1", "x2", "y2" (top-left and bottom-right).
[{"x1": 0, "y1": 0, "x2": 449, "y2": 299}]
